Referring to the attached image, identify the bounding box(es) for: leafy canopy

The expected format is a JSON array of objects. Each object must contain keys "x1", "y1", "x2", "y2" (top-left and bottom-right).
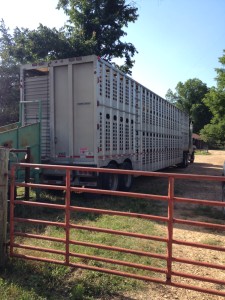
[
  {"x1": 0, "y1": 20, "x2": 20, "y2": 125},
  {"x1": 165, "y1": 78, "x2": 211, "y2": 133},
  {"x1": 200, "y1": 51, "x2": 225, "y2": 145},
  {"x1": 57, "y1": 0, "x2": 138, "y2": 74},
  {"x1": 0, "y1": 1, "x2": 138, "y2": 125}
]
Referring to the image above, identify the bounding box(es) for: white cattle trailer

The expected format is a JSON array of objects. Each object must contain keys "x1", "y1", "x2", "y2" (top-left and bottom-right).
[{"x1": 20, "y1": 55, "x2": 193, "y2": 190}]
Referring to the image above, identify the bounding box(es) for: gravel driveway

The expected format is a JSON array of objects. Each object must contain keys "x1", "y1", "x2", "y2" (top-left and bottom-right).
[{"x1": 123, "y1": 150, "x2": 225, "y2": 300}]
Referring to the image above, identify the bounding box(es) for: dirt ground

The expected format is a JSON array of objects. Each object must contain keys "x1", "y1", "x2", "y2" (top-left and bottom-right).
[{"x1": 122, "y1": 150, "x2": 225, "y2": 300}]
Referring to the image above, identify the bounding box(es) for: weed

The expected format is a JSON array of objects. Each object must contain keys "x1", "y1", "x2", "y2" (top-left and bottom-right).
[
  {"x1": 79, "y1": 271, "x2": 145, "y2": 299},
  {"x1": 71, "y1": 284, "x2": 85, "y2": 300}
]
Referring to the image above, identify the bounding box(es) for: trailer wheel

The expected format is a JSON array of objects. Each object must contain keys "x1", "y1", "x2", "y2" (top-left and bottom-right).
[
  {"x1": 190, "y1": 151, "x2": 195, "y2": 163},
  {"x1": 119, "y1": 161, "x2": 133, "y2": 191},
  {"x1": 179, "y1": 152, "x2": 189, "y2": 168},
  {"x1": 101, "y1": 162, "x2": 119, "y2": 191}
]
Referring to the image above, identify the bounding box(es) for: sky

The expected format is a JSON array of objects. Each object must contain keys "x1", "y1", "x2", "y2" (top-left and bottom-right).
[{"x1": 1, "y1": 0, "x2": 225, "y2": 98}]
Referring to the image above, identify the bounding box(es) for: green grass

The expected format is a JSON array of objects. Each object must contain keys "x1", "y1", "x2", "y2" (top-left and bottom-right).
[
  {"x1": 193, "y1": 205, "x2": 225, "y2": 221},
  {"x1": 4, "y1": 168, "x2": 223, "y2": 299},
  {"x1": 3, "y1": 258, "x2": 140, "y2": 300},
  {"x1": 195, "y1": 149, "x2": 211, "y2": 155},
  {"x1": 2, "y1": 181, "x2": 168, "y2": 300},
  {"x1": 200, "y1": 237, "x2": 223, "y2": 246}
]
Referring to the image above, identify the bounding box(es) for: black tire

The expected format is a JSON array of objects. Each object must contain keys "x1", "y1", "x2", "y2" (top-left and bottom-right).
[
  {"x1": 118, "y1": 161, "x2": 133, "y2": 191},
  {"x1": 179, "y1": 152, "x2": 189, "y2": 168},
  {"x1": 101, "y1": 162, "x2": 119, "y2": 191},
  {"x1": 190, "y1": 151, "x2": 195, "y2": 163}
]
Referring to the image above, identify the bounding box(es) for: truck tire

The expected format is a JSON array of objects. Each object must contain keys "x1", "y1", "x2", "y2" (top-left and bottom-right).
[
  {"x1": 101, "y1": 162, "x2": 119, "y2": 191},
  {"x1": 179, "y1": 152, "x2": 189, "y2": 168},
  {"x1": 190, "y1": 151, "x2": 195, "y2": 163},
  {"x1": 119, "y1": 161, "x2": 133, "y2": 191}
]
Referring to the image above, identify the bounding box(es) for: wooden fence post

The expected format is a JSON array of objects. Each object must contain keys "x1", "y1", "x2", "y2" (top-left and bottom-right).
[{"x1": 0, "y1": 147, "x2": 9, "y2": 267}]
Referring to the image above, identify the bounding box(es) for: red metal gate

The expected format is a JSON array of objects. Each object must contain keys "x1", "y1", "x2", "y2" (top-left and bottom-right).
[{"x1": 9, "y1": 163, "x2": 225, "y2": 297}]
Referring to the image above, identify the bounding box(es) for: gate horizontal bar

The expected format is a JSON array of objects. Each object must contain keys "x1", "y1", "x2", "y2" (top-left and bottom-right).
[
  {"x1": 70, "y1": 240, "x2": 167, "y2": 260},
  {"x1": 173, "y1": 256, "x2": 225, "y2": 270},
  {"x1": 71, "y1": 224, "x2": 167, "y2": 242},
  {"x1": 16, "y1": 182, "x2": 66, "y2": 191},
  {"x1": 173, "y1": 238, "x2": 225, "y2": 252},
  {"x1": 174, "y1": 196, "x2": 225, "y2": 207},
  {"x1": 14, "y1": 200, "x2": 65, "y2": 210},
  {"x1": 14, "y1": 232, "x2": 66, "y2": 243},
  {"x1": 14, "y1": 217, "x2": 66, "y2": 228},
  {"x1": 70, "y1": 206, "x2": 168, "y2": 222},
  {"x1": 70, "y1": 252, "x2": 167, "y2": 274},
  {"x1": 15, "y1": 162, "x2": 225, "y2": 182},
  {"x1": 69, "y1": 261, "x2": 166, "y2": 284},
  {"x1": 172, "y1": 270, "x2": 225, "y2": 285},
  {"x1": 71, "y1": 186, "x2": 168, "y2": 201},
  {"x1": 174, "y1": 218, "x2": 225, "y2": 230},
  {"x1": 12, "y1": 243, "x2": 65, "y2": 256}
]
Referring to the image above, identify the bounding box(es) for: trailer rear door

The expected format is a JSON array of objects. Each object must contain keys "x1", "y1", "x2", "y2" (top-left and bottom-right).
[{"x1": 52, "y1": 59, "x2": 96, "y2": 162}]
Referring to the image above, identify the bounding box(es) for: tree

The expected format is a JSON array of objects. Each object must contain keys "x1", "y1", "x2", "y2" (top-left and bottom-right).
[
  {"x1": 200, "y1": 50, "x2": 225, "y2": 146},
  {"x1": 0, "y1": 62, "x2": 19, "y2": 126},
  {"x1": 0, "y1": 23, "x2": 75, "y2": 64},
  {"x1": 215, "y1": 50, "x2": 225, "y2": 89},
  {"x1": 200, "y1": 86, "x2": 225, "y2": 146},
  {"x1": 0, "y1": 20, "x2": 20, "y2": 126},
  {"x1": 57, "y1": 0, "x2": 138, "y2": 74},
  {"x1": 165, "y1": 78, "x2": 212, "y2": 133},
  {"x1": 1, "y1": 1, "x2": 138, "y2": 72},
  {"x1": 0, "y1": 1, "x2": 138, "y2": 126}
]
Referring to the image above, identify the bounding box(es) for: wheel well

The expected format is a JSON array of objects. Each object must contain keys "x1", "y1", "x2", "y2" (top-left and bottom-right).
[
  {"x1": 122, "y1": 159, "x2": 132, "y2": 167},
  {"x1": 108, "y1": 160, "x2": 119, "y2": 168}
]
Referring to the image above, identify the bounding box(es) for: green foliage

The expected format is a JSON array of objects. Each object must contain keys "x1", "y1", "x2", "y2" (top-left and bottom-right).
[
  {"x1": 71, "y1": 284, "x2": 85, "y2": 300},
  {"x1": 1, "y1": 2, "x2": 138, "y2": 70},
  {"x1": 0, "y1": 1, "x2": 138, "y2": 126},
  {"x1": 167, "y1": 50, "x2": 225, "y2": 146},
  {"x1": 215, "y1": 49, "x2": 225, "y2": 89},
  {"x1": 200, "y1": 118, "x2": 225, "y2": 146},
  {"x1": 203, "y1": 87, "x2": 225, "y2": 118},
  {"x1": 0, "y1": 62, "x2": 19, "y2": 126},
  {"x1": 0, "y1": 21, "x2": 77, "y2": 65},
  {"x1": 166, "y1": 78, "x2": 212, "y2": 133},
  {"x1": 0, "y1": 20, "x2": 20, "y2": 126},
  {"x1": 57, "y1": 0, "x2": 139, "y2": 74},
  {"x1": 11, "y1": 25, "x2": 73, "y2": 64},
  {"x1": 200, "y1": 51, "x2": 225, "y2": 146}
]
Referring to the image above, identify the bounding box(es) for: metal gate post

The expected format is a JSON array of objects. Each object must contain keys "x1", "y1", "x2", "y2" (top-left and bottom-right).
[
  {"x1": 0, "y1": 147, "x2": 10, "y2": 267},
  {"x1": 25, "y1": 146, "x2": 31, "y2": 200},
  {"x1": 167, "y1": 176, "x2": 174, "y2": 283},
  {"x1": 65, "y1": 169, "x2": 71, "y2": 266}
]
